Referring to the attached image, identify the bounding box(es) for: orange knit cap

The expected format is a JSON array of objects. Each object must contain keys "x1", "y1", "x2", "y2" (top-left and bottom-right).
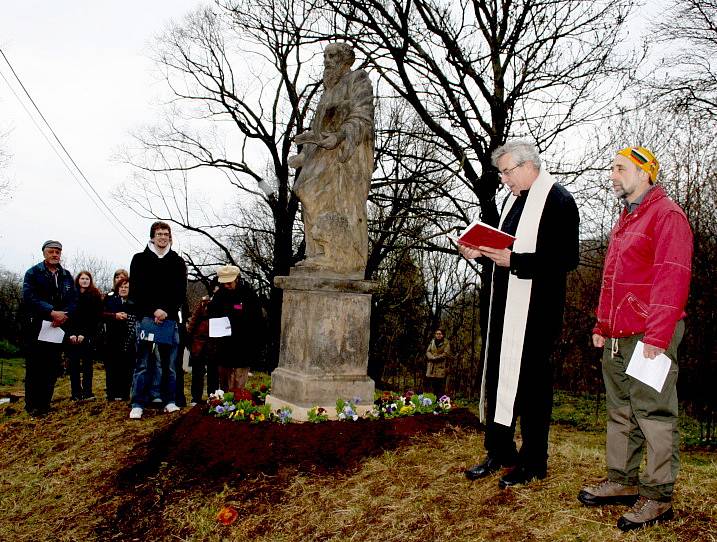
[{"x1": 617, "y1": 146, "x2": 659, "y2": 182}]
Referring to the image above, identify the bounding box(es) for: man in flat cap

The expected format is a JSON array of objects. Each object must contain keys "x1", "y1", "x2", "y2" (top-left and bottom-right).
[
  {"x1": 578, "y1": 147, "x2": 693, "y2": 531},
  {"x1": 21, "y1": 240, "x2": 77, "y2": 417}
]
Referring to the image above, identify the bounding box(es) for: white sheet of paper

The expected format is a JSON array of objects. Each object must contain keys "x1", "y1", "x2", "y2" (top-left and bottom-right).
[
  {"x1": 209, "y1": 317, "x2": 232, "y2": 338},
  {"x1": 625, "y1": 341, "x2": 671, "y2": 393},
  {"x1": 38, "y1": 320, "x2": 65, "y2": 343}
]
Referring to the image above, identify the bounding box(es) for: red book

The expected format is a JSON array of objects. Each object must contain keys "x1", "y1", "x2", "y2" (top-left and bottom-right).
[{"x1": 451, "y1": 219, "x2": 516, "y2": 250}]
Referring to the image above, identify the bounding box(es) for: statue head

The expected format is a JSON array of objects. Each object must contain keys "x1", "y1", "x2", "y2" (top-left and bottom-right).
[{"x1": 323, "y1": 43, "x2": 355, "y2": 89}]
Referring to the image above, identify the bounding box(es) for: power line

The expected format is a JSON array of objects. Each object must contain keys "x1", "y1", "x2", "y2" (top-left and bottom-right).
[{"x1": 0, "y1": 47, "x2": 142, "y2": 246}]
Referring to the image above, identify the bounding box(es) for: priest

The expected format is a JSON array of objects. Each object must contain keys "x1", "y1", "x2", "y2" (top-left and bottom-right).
[{"x1": 460, "y1": 139, "x2": 579, "y2": 488}]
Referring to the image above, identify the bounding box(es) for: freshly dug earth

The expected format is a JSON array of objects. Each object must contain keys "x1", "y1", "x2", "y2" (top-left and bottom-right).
[
  {"x1": 99, "y1": 408, "x2": 482, "y2": 540},
  {"x1": 170, "y1": 407, "x2": 482, "y2": 475}
]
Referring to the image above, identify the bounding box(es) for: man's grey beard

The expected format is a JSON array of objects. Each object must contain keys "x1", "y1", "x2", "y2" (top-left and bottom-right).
[{"x1": 323, "y1": 66, "x2": 347, "y2": 89}]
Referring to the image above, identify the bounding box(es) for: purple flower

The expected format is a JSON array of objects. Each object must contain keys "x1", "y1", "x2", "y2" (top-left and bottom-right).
[
  {"x1": 420, "y1": 396, "x2": 433, "y2": 407},
  {"x1": 215, "y1": 405, "x2": 225, "y2": 414}
]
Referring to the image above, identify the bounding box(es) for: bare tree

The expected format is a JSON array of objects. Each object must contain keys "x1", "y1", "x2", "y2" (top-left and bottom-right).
[
  {"x1": 64, "y1": 251, "x2": 116, "y2": 293},
  {"x1": 321, "y1": 0, "x2": 641, "y2": 225},
  {"x1": 652, "y1": 0, "x2": 717, "y2": 118},
  {"x1": 117, "y1": 0, "x2": 327, "y2": 362}
]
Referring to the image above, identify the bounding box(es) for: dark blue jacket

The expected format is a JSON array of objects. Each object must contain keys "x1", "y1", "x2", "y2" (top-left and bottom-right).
[{"x1": 22, "y1": 261, "x2": 77, "y2": 338}]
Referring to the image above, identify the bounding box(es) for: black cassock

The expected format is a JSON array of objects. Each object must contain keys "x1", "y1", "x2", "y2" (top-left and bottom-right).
[{"x1": 480, "y1": 181, "x2": 579, "y2": 472}]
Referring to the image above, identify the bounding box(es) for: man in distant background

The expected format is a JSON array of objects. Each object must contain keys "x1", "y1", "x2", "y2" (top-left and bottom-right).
[{"x1": 22, "y1": 240, "x2": 77, "y2": 417}]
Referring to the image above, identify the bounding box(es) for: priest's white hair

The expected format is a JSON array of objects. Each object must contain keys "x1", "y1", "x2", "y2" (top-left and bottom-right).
[{"x1": 491, "y1": 140, "x2": 541, "y2": 170}]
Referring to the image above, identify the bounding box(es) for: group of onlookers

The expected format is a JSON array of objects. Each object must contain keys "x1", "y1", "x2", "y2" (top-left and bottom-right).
[{"x1": 21, "y1": 221, "x2": 262, "y2": 420}]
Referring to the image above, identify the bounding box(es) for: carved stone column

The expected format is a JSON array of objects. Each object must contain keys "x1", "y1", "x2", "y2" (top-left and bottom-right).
[{"x1": 266, "y1": 271, "x2": 376, "y2": 420}]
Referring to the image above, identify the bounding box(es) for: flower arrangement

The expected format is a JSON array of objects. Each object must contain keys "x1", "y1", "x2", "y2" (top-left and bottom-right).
[
  {"x1": 307, "y1": 405, "x2": 329, "y2": 423},
  {"x1": 368, "y1": 391, "x2": 451, "y2": 419},
  {"x1": 207, "y1": 388, "x2": 451, "y2": 424},
  {"x1": 275, "y1": 406, "x2": 293, "y2": 424},
  {"x1": 208, "y1": 389, "x2": 272, "y2": 423},
  {"x1": 336, "y1": 397, "x2": 361, "y2": 421}
]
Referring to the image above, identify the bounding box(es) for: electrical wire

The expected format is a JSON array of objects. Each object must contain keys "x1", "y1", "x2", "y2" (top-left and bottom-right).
[{"x1": 0, "y1": 47, "x2": 142, "y2": 246}]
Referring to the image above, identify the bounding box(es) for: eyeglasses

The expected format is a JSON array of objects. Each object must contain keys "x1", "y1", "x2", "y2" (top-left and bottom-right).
[{"x1": 498, "y1": 163, "x2": 523, "y2": 177}]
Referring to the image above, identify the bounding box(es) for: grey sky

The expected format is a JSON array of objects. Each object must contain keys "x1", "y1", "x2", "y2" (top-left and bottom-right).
[
  {"x1": 0, "y1": 1, "x2": 668, "y2": 278},
  {"x1": 0, "y1": 0, "x2": 206, "y2": 275}
]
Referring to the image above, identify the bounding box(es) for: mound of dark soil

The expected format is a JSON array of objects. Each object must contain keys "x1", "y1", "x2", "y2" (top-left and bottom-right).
[
  {"x1": 100, "y1": 407, "x2": 482, "y2": 540},
  {"x1": 169, "y1": 406, "x2": 482, "y2": 477}
]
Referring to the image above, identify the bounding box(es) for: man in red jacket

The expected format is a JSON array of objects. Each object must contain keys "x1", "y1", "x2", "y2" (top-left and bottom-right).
[{"x1": 578, "y1": 147, "x2": 693, "y2": 531}]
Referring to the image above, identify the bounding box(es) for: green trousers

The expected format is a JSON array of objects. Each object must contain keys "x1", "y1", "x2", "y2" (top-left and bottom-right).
[{"x1": 601, "y1": 320, "x2": 684, "y2": 501}]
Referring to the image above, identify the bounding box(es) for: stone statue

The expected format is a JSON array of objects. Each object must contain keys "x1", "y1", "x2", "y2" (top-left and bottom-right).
[{"x1": 289, "y1": 43, "x2": 375, "y2": 277}]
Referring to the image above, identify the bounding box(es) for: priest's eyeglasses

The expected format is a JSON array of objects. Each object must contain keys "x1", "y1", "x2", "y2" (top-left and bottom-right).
[{"x1": 498, "y1": 163, "x2": 523, "y2": 177}]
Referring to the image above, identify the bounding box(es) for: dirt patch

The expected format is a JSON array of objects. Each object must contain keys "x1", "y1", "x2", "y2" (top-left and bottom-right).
[
  {"x1": 170, "y1": 406, "x2": 481, "y2": 476},
  {"x1": 97, "y1": 408, "x2": 482, "y2": 540}
]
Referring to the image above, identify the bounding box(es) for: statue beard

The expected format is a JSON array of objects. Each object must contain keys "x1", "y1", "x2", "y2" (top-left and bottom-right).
[{"x1": 323, "y1": 65, "x2": 348, "y2": 89}]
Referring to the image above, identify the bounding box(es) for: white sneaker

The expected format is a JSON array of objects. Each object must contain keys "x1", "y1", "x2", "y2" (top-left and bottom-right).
[
  {"x1": 164, "y1": 403, "x2": 180, "y2": 413},
  {"x1": 129, "y1": 407, "x2": 143, "y2": 419},
  {"x1": 151, "y1": 397, "x2": 163, "y2": 403}
]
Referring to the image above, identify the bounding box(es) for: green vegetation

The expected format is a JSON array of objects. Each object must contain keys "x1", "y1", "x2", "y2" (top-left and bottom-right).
[{"x1": 0, "y1": 356, "x2": 23, "y2": 390}]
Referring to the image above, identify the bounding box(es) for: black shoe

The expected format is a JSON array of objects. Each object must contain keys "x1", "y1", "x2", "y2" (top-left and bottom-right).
[
  {"x1": 498, "y1": 465, "x2": 547, "y2": 488},
  {"x1": 465, "y1": 457, "x2": 507, "y2": 480}
]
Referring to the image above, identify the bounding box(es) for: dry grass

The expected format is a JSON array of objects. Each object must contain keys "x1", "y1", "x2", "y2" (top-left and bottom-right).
[
  {"x1": 0, "y1": 363, "x2": 715, "y2": 542},
  {"x1": 158, "y1": 428, "x2": 716, "y2": 542},
  {"x1": 0, "y1": 365, "x2": 176, "y2": 541}
]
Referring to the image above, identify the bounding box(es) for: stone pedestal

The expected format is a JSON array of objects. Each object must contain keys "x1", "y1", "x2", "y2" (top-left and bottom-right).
[{"x1": 266, "y1": 271, "x2": 377, "y2": 421}]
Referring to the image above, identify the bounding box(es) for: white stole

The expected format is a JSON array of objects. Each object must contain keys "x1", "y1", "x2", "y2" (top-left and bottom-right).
[{"x1": 479, "y1": 168, "x2": 555, "y2": 425}]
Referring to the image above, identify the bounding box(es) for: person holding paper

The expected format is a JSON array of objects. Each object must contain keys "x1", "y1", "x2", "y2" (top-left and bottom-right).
[
  {"x1": 128, "y1": 221, "x2": 187, "y2": 420},
  {"x1": 208, "y1": 265, "x2": 262, "y2": 391},
  {"x1": 21, "y1": 240, "x2": 77, "y2": 417},
  {"x1": 459, "y1": 140, "x2": 579, "y2": 488},
  {"x1": 578, "y1": 147, "x2": 693, "y2": 531}
]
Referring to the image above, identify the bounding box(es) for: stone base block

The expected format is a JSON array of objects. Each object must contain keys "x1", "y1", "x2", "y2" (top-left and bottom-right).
[
  {"x1": 269, "y1": 367, "x2": 374, "y2": 410},
  {"x1": 270, "y1": 273, "x2": 376, "y2": 413}
]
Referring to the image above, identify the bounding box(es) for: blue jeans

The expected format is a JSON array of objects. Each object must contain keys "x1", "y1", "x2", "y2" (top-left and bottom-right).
[{"x1": 130, "y1": 322, "x2": 179, "y2": 408}]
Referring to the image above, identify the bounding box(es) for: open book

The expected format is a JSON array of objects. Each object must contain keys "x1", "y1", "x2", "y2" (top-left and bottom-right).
[{"x1": 449, "y1": 219, "x2": 516, "y2": 250}]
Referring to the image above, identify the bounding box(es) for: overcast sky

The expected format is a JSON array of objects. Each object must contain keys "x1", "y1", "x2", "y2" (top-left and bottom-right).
[
  {"x1": 0, "y1": 1, "x2": 665, "y2": 279},
  {"x1": 0, "y1": 0, "x2": 207, "y2": 276}
]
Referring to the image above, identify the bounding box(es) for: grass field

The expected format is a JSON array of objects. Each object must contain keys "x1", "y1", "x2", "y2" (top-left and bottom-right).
[{"x1": 0, "y1": 359, "x2": 715, "y2": 541}]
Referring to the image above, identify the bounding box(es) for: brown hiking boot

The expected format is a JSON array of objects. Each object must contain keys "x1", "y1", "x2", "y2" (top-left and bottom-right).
[
  {"x1": 617, "y1": 497, "x2": 674, "y2": 531},
  {"x1": 577, "y1": 479, "x2": 639, "y2": 506}
]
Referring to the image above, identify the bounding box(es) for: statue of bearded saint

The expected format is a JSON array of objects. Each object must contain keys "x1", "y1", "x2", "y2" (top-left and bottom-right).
[{"x1": 288, "y1": 43, "x2": 375, "y2": 278}]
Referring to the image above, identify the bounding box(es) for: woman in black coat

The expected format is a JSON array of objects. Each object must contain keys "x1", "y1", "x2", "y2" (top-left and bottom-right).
[
  {"x1": 102, "y1": 278, "x2": 137, "y2": 401},
  {"x1": 67, "y1": 271, "x2": 103, "y2": 400}
]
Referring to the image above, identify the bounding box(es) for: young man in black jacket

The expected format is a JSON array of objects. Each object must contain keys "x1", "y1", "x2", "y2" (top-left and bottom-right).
[{"x1": 128, "y1": 221, "x2": 187, "y2": 419}]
